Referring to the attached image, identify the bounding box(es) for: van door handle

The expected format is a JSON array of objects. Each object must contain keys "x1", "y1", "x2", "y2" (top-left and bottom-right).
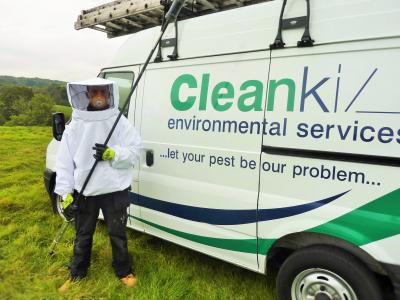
[{"x1": 146, "y1": 150, "x2": 154, "y2": 167}]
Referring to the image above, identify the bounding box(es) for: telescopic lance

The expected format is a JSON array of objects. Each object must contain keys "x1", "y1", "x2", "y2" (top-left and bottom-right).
[{"x1": 49, "y1": 0, "x2": 187, "y2": 255}]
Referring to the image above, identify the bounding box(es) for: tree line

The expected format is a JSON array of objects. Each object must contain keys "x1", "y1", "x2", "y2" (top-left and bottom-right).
[{"x1": 0, "y1": 83, "x2": 69, "y2": 126}]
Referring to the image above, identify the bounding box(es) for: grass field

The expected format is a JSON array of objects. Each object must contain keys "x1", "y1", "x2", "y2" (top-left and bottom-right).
[{"x1": 0, "y1": 126, "x2": 276, "y2": 299}]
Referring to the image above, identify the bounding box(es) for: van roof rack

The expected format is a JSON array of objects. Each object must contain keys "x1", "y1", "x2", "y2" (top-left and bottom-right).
[{"x1": 75, "y1": 0, "x2": 270, "y2": 38}]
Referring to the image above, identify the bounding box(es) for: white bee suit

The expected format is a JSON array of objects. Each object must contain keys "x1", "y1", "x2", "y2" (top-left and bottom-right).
[{"x1": 54, "y1": 78, "x2": 141, "y2": 200}]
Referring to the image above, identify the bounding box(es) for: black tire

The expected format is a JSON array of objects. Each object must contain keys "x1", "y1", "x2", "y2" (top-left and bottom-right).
[{"x1": 276, "y1": 245, "x2": 383, "y2": 300}]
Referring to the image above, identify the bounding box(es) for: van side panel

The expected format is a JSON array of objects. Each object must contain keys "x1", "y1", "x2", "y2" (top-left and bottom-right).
[{"x1": 258, "y1": 37, "x2": 400, "y2": 272}]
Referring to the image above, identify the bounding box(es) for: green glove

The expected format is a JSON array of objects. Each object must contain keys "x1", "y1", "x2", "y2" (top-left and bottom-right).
[
  {"x1": 102, "y1": 147, "x2": 115, "y2": 160},
  {"x1": 62, "y1": 193, "x2": 76, "y2": 221},
  {"x1": 93, "y1": 143, "x2": 115, "y2": 161},
  {"x1": 62, "y1": 193, "x2": 74, "y2": 209}
]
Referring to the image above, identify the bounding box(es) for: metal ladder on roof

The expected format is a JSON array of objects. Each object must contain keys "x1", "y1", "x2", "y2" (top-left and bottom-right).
[{"x1": 75, "y1": 0, "x2": 271, "y2": 38}]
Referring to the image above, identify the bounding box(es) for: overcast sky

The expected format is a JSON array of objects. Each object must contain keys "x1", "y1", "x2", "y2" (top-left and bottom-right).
[{"x1": 0, "y1": 1, "x2": 130, "y2": 82}]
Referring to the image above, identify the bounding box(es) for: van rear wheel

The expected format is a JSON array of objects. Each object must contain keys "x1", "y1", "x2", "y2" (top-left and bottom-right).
[{"x1": 276, "y1": 245, "x2": 382, "y2": 300}]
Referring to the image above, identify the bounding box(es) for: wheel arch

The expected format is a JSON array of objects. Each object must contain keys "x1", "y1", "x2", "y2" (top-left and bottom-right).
[{"x1": 265, "y1": 232, "x2": 388, "y2": 276}]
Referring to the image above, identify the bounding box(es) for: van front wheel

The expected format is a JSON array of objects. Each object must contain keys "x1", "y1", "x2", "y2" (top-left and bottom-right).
[
  {"x1": 276, "y1": 246, "x2": 382, "y2": 300},
  {"x1": 51, "y1": 187, "x2": 66, "y2": 220}
]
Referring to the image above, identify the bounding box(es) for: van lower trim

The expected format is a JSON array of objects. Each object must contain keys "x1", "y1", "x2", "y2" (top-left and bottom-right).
[
  {"x1": 262, "y1": 145, "x2": 400, "y2": 167},
  {"x1": 129, "y1": 215, "x2": 269, "y2": 254}
]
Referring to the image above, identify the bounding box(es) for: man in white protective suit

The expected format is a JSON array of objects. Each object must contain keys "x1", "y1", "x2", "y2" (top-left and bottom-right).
[{"x1": 54, "y1": 78, "x2": 142, "y2": 293}]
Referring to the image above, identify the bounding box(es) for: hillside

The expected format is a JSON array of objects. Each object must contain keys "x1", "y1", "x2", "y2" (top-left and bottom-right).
[{"x1": 0, "y1": 75, "x2": 66, "y2": 87}]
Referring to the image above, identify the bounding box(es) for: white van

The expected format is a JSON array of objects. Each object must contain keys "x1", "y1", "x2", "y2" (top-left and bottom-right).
[{"x1": 44, "y1": 0, "x2": 400, "y2": 299}]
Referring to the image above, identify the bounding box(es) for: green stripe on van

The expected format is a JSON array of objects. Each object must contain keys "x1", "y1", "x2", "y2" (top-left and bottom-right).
[
  {"x1": 130, "y1": 215, "x2": 275, "y2": 254},
  {"x1": 308, "y1": 188, "x2": 400, "y2": 246}
]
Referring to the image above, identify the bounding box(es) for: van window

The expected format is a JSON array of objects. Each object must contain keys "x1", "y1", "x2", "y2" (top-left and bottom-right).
[{"x1": 103, "y1": 72, "x2": 134, "y2": 115}]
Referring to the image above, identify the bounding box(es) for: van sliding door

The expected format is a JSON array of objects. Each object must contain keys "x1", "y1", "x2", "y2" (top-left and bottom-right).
[{"x1": 136, "y1": 53, "x2": 270, "y2": 271}]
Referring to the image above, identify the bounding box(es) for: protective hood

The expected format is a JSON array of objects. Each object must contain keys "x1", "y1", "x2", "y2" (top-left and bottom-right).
[{"x1": 66, "y1": 78, "x2": 120, "y2": 121}]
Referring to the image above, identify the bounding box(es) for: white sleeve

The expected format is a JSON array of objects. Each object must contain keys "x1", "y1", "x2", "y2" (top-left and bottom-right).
[
  {"x1": 54, "y1": 131, "x2": 75, "y2": 200},
  {"x1": 109, "y1": 118, "x2": 142, "y2": 169}
]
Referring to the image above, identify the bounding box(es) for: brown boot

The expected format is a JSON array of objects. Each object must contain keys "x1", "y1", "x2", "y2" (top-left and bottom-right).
[
  {"x1": 58, "y1": 278, "x2": 75, "y2": 293},
  {"x1": 121, "y1": 273, "x2": 137, "y2": 288}
]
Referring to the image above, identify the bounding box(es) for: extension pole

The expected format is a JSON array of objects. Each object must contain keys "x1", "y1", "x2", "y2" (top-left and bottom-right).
[
  {"x1": 49, "y1": 220, "x2": 71, "y2": 256},
  {"x1": 49, "y1": 0, "x2": 187, "y2": 255}
]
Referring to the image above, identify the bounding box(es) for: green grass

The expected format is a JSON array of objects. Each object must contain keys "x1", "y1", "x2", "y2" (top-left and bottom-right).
[
  {"x1": 53, "y1": 105, "x2": 72, "y2": 121},
  {"x1": 0, "y1": 126, "x2": 276, "y2": 299}
]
